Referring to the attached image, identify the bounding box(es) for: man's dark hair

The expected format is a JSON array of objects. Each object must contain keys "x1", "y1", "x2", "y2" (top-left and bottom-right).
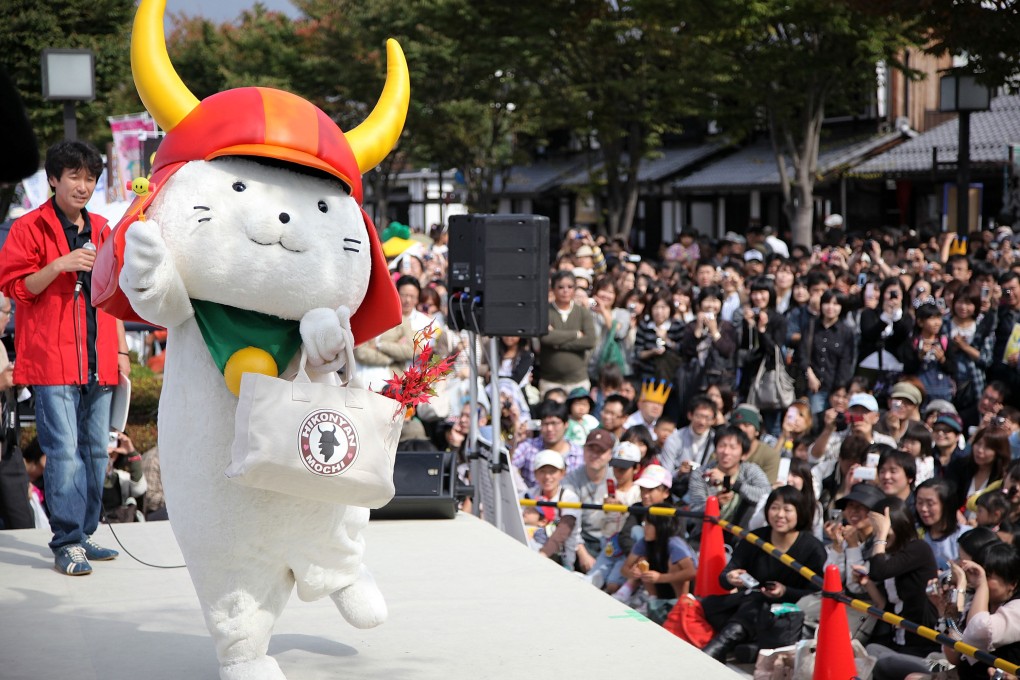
[
  {"x1": 537, "y1": 399, "x2": 569, "y2": 423},
  {"x1": 877, "y1": 447, "x2": 917, "y2": 487},
  {"x1": 44, "y1": 140, "x2": 103, "y2": 181},
  {"x1": 999, "y1": 270, "x2": 1020, "y2": 287},
  {"x1": 947, "y1": 254, "x2": 971, "y2": 271},
  {"x1": 714, "y1": 424, "x2": 751, "y2": 455},
  {"x1": 396, "y1": 275, "x2": 421, "y2": 292},
  {"x1": 972, "y1": 260, "x2": 998, "y2": 281},
  {"x1": 987, "y1": 380, "x2": 1012, "y2": 403},
  {"x1": 603, "y1": 393, "x2": 630, "y2": 414},
  {"x1": 804, "y1": 271, "x2": 830, "y2": 290},
  {"x1": 688, "y1": 394, "x2": 718, "y2": 417}
]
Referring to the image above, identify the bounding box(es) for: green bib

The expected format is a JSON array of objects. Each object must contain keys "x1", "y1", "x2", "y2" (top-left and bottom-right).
[{"x1": 191, "y1": 299, "x2": 301, "y2": 375}]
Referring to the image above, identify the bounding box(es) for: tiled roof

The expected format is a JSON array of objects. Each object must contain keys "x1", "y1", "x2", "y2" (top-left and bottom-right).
[
  {"x1": 493, "y1": 158, "x2": 590, "y2": 195},
  {"x1": 557, "y1": 143, "x2": 725, "y2": 186},
  {"x1": 674, "y1": 131, "x2": 906, "y2": 192},
  {"x1": 851, "y1": 94, "x2": 1020, "y2": 176}
]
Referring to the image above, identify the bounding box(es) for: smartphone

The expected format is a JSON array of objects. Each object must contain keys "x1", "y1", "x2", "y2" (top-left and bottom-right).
[
  {"x1": 981, "y1": 286, "x2": 991, "y2": 301},
  {"x1": 108, "y1": 431, "x2": 119, "y2": 449},
  {"x1": 606, "y1": 478, "x2": 616, "y2": 497},
  {"x1": 526, "y1": 419, "x2": 542, "y2": 431},
  {"x1": 853, "y1": 466, "x2": 877, "y2": 481},
  {"x1": 739, "y1": 573, "x2": 760, "y2": 590},
  {"x1": 776, "y1": 458, "x2": 791, "y2": 485},
  {"x1": 866, "y1": 452, "x2": 881, "y2": 468},
  {"x1": 856, "y1": 273, "x2": 867, "y2": 287}
]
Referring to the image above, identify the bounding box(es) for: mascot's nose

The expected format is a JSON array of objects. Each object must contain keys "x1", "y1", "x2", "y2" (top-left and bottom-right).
[{"x1": 278, "y1": 212, "x2": 290, "y2": 224}]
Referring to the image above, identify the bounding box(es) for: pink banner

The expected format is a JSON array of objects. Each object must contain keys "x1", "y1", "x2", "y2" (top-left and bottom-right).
[{"x1": 108, "y1": 113, "x2": 158, "y2": 202}]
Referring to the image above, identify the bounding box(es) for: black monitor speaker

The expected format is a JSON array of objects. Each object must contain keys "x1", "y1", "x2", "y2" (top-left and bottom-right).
[
  {"x1": 447, "y1": 213, "x2": 549, "y2": 337},
  {"x1": 372, "y1": 450, "x2": 458, "y2": 520}
]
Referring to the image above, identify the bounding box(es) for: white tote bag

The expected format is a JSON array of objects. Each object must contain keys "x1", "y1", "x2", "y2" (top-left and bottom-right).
[{"x1": 226, "y1": 332, "x2": 401, "y2": 508}]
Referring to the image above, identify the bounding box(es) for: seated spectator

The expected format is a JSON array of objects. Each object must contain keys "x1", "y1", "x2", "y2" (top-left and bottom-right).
[
  {"x1": 619, "y1": 424, "x2": 658, "y2": 470},
  {"x1": 524, "y1": 449, "x2": 581, "y2": 568},
  {"x1": 860, "y1": 497, "x2": 939, "y2": 679},
  {"x1": 915, "y1": 478, "x2": 970, "y2": 570},
  {"x1": 748, "y1": 457, "x2": 823, "y2": 540},
  {"x1": 876, "y1": 381, "x2": 924, "y2": 442},
  {"x1": 564, "y1": 388, "x2": 599, "y2": 446},
  {"x1": 612, "y1": 464, "x2": 675, "y2": 586},
  {"x1": 622, "y1": 379, "x2": 670, "y2": 438},
  {"x1": 810, "y1": 393, "x2": 897, "y2": 486},
  {"x1": 102, "y1": 431, "x2": 147, "y2": 523},
  {"x1": 899, "y1": 420, "x2": 936, "y2": 484},
  {"x1": 975, "y1": 490, "x2": 1012, "y2": 538},
  {"x1": 947, "y1": 425, "x2": 1012, "y2": 518},
  {"x1": 511, "y1": 399, "x2": 583, "y2": 490},
  {"x1": 731, "y1": 404, "x2": 781, "y2": 484},
  {"x1": 564, "y1": 428, "x2": 617, "y2": 572},
  {"x1": 700, "y1": 485, "x2": 825, "y2": 661},
  {"x1": 877, "y1": 446, "x2": 917, "y2": 508},
  {"x1": 942, "y1": 543, "x2": 1020, "y2": 679},
  {"x1": 584, "y1": 441, "x2": 644, "y2": 591},
  {"x1": 687, "y1": 425, "x2": 771, "y2": 530},
  {"x1": 776, "y1": 400, "x2": 812, "y2": 459},
  {"x1": 598, "y1": 394, "x2": 629, "y2": 439},
  {"x1": 931, "y1": 413, "x2": 965, "y2": 476},
  {"x1": 660, "y1": 394, "x2": 717, "y2": 480},
  {"x1": 618, "y1": 502, "x2": 697, "y2": 623}
]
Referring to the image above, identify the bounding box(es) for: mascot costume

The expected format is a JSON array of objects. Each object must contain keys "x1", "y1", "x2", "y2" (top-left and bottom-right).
[{"x1": 92, "y1": 0, "x2": 408, "y2": 677}]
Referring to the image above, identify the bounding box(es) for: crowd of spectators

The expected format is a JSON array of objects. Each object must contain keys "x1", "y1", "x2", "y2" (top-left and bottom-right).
[{"x1": 385, "y1": 218, "x2": 1020, "y2": 676}]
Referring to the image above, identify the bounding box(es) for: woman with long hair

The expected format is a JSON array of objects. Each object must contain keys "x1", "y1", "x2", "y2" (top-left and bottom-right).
[
  {"x1": 776, "y1": 400, "x2": 813, "y2": 459},
  {"x1": 700, "y1": 485, "x2": 826, "y2": 661},
  {"x1": 620, "y1": 502, "x2": 697, "y2": 621},
  {"x1": 859, "y1": 277, "x2": 913, "y2": 372},
  {"x1": 859, "y1": 497, "x2": 939, "y2": 678},
  {"x1": 947, "y1": 426, "x2": 1013, "y2": 516},
  {"x1": 914, "y1": 478, "x2": 970, "y2": 570}
]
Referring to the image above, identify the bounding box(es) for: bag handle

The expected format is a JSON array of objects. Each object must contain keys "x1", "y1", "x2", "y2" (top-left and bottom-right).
[{"x1": 292, "y1": 323, "x2": 358, "y2": 403}]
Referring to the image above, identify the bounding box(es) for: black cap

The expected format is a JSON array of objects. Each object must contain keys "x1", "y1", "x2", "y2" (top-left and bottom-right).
[{"x1": 834, "y1": 483, "x2": 886, "y2": 512}]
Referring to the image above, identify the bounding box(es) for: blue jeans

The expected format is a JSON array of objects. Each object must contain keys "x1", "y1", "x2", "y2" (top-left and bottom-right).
[
  {"x1": 35, "y1": 380, "x2": 113, "y2": 552},
  {"x1": 808, "y1": 390, "x2": 829, "y2": 416}
]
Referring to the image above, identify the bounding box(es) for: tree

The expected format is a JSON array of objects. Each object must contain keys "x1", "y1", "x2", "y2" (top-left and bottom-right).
[
  {"x1": 533, "y1": 0, "x2": 706, "y2": 240},
  {"x1": 689, "y1": 0, "x2": 923, "y2": 246},
  {"x1": 0, "y1": 0, "x2": 138, "y2": 217}
]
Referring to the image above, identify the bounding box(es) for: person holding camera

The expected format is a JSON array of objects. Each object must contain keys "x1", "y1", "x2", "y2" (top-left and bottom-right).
[
  {"x1": 859, "y1": 278, "x2": 913, "y2": 373},
  {"x1": 687, "y1": 425, "x2": 771, "y2": 529},
  {"x1": 797, "y1": 289, "x2": 855, "y2": 416},
  {"x1": 677, "y1": 285, "x2": 737, "y2": 396},
  {"x1": 631, "y1": 288, "x2": 684, "y2": 385}
]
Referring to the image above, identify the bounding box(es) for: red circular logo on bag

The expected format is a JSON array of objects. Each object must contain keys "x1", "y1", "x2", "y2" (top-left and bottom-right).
[{"x1": 298, "y1": 409, "x2": 360, "y2": 476}]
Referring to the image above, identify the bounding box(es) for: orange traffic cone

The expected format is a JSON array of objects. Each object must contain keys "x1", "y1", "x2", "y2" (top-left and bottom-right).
[
  {"x1": 814, "y1": 564, "x2": 858, "y2": 680},
  {"x1": 694, "y1": 495, "x2": 729, "y2": 597}
]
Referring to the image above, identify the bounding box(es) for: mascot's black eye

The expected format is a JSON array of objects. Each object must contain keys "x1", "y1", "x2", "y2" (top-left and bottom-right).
[
  {"x1": 232, "y1": 181, "x2": 246, "y2": 192},
  {"x1": 317, "y1": 200, "x2": 328, "y2": 213}
]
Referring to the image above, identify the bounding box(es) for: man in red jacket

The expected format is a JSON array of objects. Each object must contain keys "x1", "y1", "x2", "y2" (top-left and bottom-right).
[{"x1": 0, "y1": 141, "x2": 129, "y2": 576}]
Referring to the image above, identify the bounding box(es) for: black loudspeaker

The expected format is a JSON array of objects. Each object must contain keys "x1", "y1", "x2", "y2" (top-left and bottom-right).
[
  {"x1": 447, "y1": 213, "x2": 549, "y2": 336},
  {"x1": 372, "y1": 451, "x2": 458, "y2": 520}
]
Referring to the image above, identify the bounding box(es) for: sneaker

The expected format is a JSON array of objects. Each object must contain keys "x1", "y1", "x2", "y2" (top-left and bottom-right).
[
  {"x1": 82, "y1": 536, "x2": 119, "y2": 561},
  {"x1": 54, "y1": 545, "x2": 92, "y2": 576}
]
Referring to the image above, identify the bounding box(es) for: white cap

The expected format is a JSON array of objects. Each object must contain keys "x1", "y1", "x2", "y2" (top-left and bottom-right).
[
  {"x1": 532, "y1": 449, "x2": 566, "y2": 471},
  {"x1": 824, "y1": 214, "x2": 844, "y2": 228}
]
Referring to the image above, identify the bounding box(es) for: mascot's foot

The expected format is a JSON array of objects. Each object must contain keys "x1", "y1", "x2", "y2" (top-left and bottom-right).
[
  {"x1": 220, "y1": 656, "x2": 286, "y2": 680},
  {"x1": 330, "y1": 566, "x2": 387, "y2": 629}
]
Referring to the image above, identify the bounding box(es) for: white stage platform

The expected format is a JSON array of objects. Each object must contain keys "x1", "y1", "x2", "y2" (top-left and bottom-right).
[{"x1": 0, "y1": 514, "x2": 743, "y2": 680}]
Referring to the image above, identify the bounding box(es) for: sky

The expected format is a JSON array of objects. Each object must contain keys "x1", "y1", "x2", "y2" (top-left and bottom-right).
[{"x1": 164, "y1": 0, "x2": 300, "y2": 24}]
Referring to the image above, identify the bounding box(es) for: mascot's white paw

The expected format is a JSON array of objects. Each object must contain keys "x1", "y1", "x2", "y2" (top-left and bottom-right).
[
  {"x1": 299, "y1": 305, "x2": 353, "y2": 374},
  {"x1": 330, "y1": 566, "x2": 388, "y2": 629},
  {"x1": 220, "y1": 656, "x2": 286, "y2": 680},
  {"x1": 121, "y1": 219, "x2": 168, "y2": 291}
]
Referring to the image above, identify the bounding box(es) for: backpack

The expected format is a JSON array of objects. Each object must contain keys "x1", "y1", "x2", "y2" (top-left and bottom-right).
[{"x1": 662, "y1": 593, "x2": 714, "y2": 646}]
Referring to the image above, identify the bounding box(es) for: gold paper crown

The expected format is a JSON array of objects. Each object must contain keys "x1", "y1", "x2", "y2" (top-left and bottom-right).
[
  {"x1": 948, "y1": 236, "x2": 968, "y2": 257},
  {"x1": 640, "y1": 379, "x2": 672, "y2": 405}
]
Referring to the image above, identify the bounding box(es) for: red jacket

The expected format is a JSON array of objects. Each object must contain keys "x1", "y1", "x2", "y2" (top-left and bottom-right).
[{"x1": 0, "y1": 201, "x2": 121, "y2": 386}]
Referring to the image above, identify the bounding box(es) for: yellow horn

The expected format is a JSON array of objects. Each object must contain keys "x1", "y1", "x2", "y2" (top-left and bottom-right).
[
  {"x1": 347, "y1": 39, "x2": 410, "y2": 174},
  {"x1": 132, "y1": 0, "x2": 200, "y2": 132}
]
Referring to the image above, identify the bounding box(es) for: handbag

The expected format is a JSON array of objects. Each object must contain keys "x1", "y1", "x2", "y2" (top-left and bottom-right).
[
  {"x1": 226, "y1": 331, "x2": 402, "y2": 508},
  {"x1": 756, "y1": 602, "x2": 805, "y2": 650},
  {"x1": 748, "y1": 346, "x2": 796, "y2": 411},
  {"x1": 597, "y1": 321, "x2": 629, "y2": 375},
  {"x1": 662, "y1": 593, "x2": 715, "y2": 646}
]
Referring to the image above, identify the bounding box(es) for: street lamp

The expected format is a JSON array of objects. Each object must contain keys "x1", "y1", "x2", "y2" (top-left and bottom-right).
[
  {"x1": 939, "y1": 70, "x2": 991, "y2": 234},
  {"x1": 41, "y1": 48, "x2": 95, "y2": 141}
]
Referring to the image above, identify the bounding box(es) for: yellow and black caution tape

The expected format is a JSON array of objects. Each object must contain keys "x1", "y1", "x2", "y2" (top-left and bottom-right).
[{"x1": 517, "y1": 498, "x2": 1020, "y2": 675}]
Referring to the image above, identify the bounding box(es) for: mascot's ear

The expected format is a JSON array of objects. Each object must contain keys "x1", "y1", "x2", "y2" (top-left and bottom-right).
[{"x1": 349, "y1": 208, "x2": 401, "y2": 345}]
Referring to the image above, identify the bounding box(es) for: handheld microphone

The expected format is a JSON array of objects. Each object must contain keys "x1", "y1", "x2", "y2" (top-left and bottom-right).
[{"x1": 74, "y1": 241, "x2": 97, "y2": 296}]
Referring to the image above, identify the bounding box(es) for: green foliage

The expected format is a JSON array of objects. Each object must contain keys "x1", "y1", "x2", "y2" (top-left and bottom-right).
[
  {"x1": 0, "y1": 0, "x2": 140, "y2": 153},
  {"x1": 127, "y1": 360, "x2": 162, "y2": 424}
]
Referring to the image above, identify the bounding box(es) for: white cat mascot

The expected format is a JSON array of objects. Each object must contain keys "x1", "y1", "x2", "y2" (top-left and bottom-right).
[{"x1": 92, "y1": 1, "x2": 407, "y2": 678}]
